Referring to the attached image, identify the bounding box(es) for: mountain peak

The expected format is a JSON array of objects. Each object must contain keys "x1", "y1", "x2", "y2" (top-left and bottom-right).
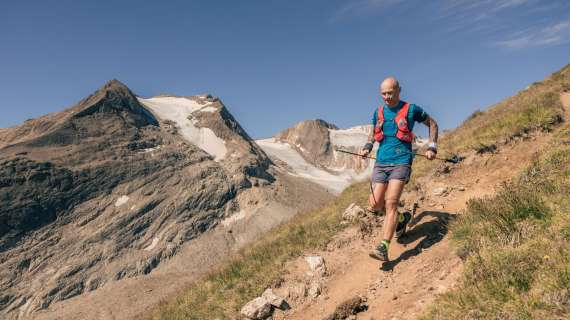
[
  {"x1": 101, "y1": 78, "x2": 131, "y2": 93},
  {"x1": 73, "y1": 79, "x2": 158, "y2": 127}
]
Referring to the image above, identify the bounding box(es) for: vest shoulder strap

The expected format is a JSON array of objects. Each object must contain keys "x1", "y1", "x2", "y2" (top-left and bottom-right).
[{"x1": 377, "y1": 105, "x2": 384, "y2": 122}]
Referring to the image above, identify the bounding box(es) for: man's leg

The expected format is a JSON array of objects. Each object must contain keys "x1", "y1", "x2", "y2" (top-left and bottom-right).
[
  {"x1": 369, "y1": 182, "x2": 388, "y2": 212},
  {"x1": 369, "y1": 179, "x2": 406, "y2": 261},
  {"x1": 382, "y1": 179, "x2": 406, "y2": 241}
]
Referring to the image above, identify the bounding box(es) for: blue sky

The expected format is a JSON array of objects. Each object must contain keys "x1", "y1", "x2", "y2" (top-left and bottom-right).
[{"x1": 1, "y1": 0, "x2": 569, "y2": 138}]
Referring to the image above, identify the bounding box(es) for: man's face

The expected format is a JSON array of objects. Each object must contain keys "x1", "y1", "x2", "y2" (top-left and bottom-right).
[{"x1": 380, "y1": 83, "x2": 400, "y2": 107}]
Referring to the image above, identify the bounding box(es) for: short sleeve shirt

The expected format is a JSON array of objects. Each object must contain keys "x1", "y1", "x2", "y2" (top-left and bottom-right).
[{"x1": 372, "y1": 101, "x2": 428, "y2": 165}]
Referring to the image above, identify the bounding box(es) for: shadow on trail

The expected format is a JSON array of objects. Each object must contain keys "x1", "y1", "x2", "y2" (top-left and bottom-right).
[{"x1": 381, "y1": 210, "x2": 455, "y2": 271}]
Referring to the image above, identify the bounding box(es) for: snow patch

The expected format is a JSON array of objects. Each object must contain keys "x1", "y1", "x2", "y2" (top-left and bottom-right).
[
  {"x1": 115, "y1": 195, "x2": 129, "y2": 207},
  {"x1": 138, "y1": 96, "x2": 227, "y2": 161},
  {"x1": 144, "y1": 237, "x2": 160, "y2": 251},
  {"x1": 198, "y1": 106, "x2": 218, "y2": 113},
  {"x1": 329, "y1": 125, "x2": 371, "y2": 147},
  {"x1": 256, "y1": 138, "x2": 367, "y2": 194}
]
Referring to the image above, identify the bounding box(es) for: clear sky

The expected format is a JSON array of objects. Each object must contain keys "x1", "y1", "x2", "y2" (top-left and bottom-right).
[{"x1": 1, "y1": 0, "x2": 569, "y2": 138}]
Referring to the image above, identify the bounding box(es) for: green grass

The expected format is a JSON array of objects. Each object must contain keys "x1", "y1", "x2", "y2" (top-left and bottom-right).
[
  {"x1": 419, "y1": 123, "x2": 570, "y2": 320},
  {"x1": 149, "y1": 182, "x2": 370, "y2": 319}
]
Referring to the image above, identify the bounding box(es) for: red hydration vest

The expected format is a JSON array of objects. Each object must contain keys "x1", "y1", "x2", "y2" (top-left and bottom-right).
[{"x1": 374, "y1": 101, "x2": 414, "y2": 143}]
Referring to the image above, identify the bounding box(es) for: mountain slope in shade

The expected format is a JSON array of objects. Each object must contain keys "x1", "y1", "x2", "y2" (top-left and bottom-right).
[{"x1": 0, "y1": 80, "x2": 332, "y2": 319}]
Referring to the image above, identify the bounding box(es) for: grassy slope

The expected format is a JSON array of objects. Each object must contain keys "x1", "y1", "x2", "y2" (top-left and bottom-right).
[
  {"x1": 420, "y1": 123, "x2": 570, "y2": 320},
  {"x1": 150, "y1": 65, "x2": 570, "y2": 320},
  {"x1": 418, "y1": 65, "x2": 570, "y2": 319}
]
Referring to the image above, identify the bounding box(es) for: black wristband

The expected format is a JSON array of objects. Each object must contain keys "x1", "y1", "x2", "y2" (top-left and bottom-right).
[
  {"x1": 363, "y1": 143, "x2": 373, "y2": 152},
  {"x1": 427, "y1": 147, "x2": 437, "y2": 154}
]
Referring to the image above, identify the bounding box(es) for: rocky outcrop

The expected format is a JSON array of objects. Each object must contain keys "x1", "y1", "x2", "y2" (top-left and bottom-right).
[
  {"x1": 240, "y1": 289, "x2": 288, "y2": 319},
  {"x1": 274, "y1": 119, "x2": 338, "y2": 165},
  {"x1": 273, "y1": 119, "x2": 374, "y2": 173},
  {"x1": 257, "y1": 120, "x2": 373, "y2": 193}
]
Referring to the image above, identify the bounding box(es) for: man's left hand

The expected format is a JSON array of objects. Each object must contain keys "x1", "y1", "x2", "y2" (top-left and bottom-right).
[{"x1": 425, "y1": 150, "x2": 436, "y2": 160}]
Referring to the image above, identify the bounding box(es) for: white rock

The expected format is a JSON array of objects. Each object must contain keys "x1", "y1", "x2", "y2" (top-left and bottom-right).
[
  {"x1": 115, "y1": 195, "x2": 129, "y2": 207},
  {"x1": 432, "y1": 187, "x2": 448, "y2": 196},
  {"x1": 307, "y1": 280, "x2": 322, "y2": 298},
  {"x1": 262, "y1": 289, "x2": 286, "y2": 309},
  {"x1": 342, "y1": 203, "x2": 364, "y2": 221},
  {"x1": 305, "y1": 256, "x2": 326, "y2": 276},
  {"x1": 240, "y1": 297, "x2": 272, "y2": 319}
]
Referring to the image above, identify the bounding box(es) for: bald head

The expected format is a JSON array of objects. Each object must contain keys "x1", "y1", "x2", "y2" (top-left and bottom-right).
[
  {"x1": 381, "y1": 77, "x2": 400, "y2": 91},
  {"x1": 380, "y1": 77, "x2": 401, "y2": 107}
]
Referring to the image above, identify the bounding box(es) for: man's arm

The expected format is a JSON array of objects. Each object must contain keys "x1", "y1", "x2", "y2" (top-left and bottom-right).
[
  {"x1": 423, "y1": 116, "x2": 438, "y2": 144},
  {"x1": 367, "y1": 126, "x2": 376, "y2": 144},
  {"x1": 422, "y1": 116, "x2": 439, "y2": 160}
]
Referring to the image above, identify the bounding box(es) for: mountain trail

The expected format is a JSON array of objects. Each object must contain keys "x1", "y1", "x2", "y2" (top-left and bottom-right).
[{"x1": 272, "y1": 93, "x2": 570, "y2": 320}]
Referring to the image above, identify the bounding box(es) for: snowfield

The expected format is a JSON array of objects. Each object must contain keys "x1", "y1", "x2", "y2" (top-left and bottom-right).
[
  {"x1": 138, "y1": 96, "x2": 227, "y2": 161},
  {"x1": 329, "y1": 125, "x2": 371, "y2": 147},
  {"x1": 256, "y1": 138, "x2": 370, "y2": 194}
]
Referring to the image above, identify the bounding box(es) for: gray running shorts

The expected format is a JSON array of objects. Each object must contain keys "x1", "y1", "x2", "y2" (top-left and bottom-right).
[{"x1": 371, "y1": 164, "x2": 412, "y2": 184}]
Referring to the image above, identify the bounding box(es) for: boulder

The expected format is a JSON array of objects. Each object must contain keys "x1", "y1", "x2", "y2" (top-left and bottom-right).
[
  {"x1": 262, "y1": 289, "x2": 287, "y2": 309},
  {"x1": 342, "y1": 203, "x2": 364, "y2": 221},
  {"x1": 307, "y1": 280, "x2": 322, "y2": 298},
  {"x1": 305, "y1": 256, "x2": 326, "y2": 277},
  {"x1": 240, "y1": 297, "x2": 272, "y2": 320}
]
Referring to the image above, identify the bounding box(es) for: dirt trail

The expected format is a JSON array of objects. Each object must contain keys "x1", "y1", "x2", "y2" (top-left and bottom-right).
[{"x1": 274, "y1": 93, "x2": 570, "y2": 320}]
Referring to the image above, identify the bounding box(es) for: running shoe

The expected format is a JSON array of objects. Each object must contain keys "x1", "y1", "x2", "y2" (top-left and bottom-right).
[
  {"x1": 395, "y1": 211, "x2": 412, "y2": 238},
  {"x1": 369, "y1": 242, "x2": 389, "y2": 261}
]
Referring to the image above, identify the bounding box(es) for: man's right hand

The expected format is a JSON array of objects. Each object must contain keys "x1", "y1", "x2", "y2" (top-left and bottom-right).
[{"x1": 360, "y1": 143, "x2": 374, "y2": 158}]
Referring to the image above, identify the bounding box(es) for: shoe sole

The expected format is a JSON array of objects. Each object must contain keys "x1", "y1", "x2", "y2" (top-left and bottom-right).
[{"x1": 369, "y1": 251, "x2": 388, "y2": 262}]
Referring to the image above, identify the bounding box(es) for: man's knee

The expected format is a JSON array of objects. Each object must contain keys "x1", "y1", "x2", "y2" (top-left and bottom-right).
[{"x1": 385, "y1": 199, "x2": 398, "y2": 211}]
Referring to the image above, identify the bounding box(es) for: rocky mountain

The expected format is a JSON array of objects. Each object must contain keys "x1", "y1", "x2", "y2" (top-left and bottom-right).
[
  {"x1": 0, "y1": 80, "x2": 332, "y2": 319},
  {"x1": 257, "y1": 120, "x2": 373, "y2": 193}
]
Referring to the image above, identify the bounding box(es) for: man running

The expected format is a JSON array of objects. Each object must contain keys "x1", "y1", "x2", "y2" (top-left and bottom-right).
[{"x1": 360, "y1": 77, "x2": 439, "y2": 262}]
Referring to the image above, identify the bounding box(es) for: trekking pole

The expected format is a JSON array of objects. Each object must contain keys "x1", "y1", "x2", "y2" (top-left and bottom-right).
[
  {"x1": 335, "y1": 148, "x2": 460, "y2": 164},
  {"x1": 335, "y1": 149, "x2": 376, "y2": 160}
]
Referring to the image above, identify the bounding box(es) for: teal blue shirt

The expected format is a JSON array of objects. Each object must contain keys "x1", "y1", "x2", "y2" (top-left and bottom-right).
[{"x1": 372, "y1": 101, "x2": 428, "y2": 165}]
